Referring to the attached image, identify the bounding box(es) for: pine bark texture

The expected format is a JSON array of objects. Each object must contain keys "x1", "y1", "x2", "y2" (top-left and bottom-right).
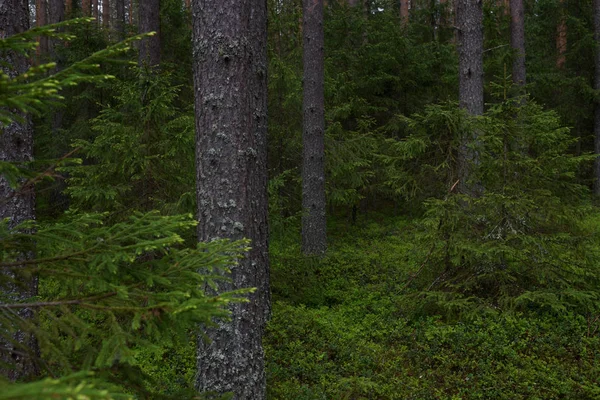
[
  {"x1": 66, "y1": 0, "x2": 72, "y2": 16},
  {"x1": 92, "y1": 0, "x2": 98, "y2": 21},
  {"x1": 82, "y1": 0, "x2": 91, "y2": 16},
  {"x1": 456, "y1": 0, "x2": 483, "y2": 195},
  {"x1": 302, "y1": 0, "x2": 326, "y2": 256},
  {"x1": 35, "y1": 0, "x2": 48, "y2": 57},
  {"x1": 400, "y1": 0, "x2": 409, "y2": 26},
  {"x1": 594, "y1": 0, "x2": 600, "y2": 196},
  {"x1": 138, "y1": 0, "x2": 160, "y2": 67},
  {"x1": 556, "y1": 0, "x2": 567, "y2": 69},
  {"x1": 510, "y1": 0, "x2": 526, "y2": 86},
  {"x1": 0, "y1": 0, "x2": 38, "y2": 381},
  {"x1": 102, "y1": 0, "x2": 110, "y2": 27},
  {"x1": 116, "y1": 0, "x2": 125, "y2": 37},
  {"x1": 191, "y1": 0, "x2": 270, "y2": 398}
]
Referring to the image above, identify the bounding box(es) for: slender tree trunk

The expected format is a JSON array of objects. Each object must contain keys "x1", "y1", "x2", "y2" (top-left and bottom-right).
[
  {"x1": 116, "y1": 0, "x2": 125, "y2": 37},
  {"x1": 138, "y1": 0, "x2": 160, "y2": 68},
  {"x1": 102, "y1": 0, "x2": 110, "y2": 27},
  {"x1": 456, "y1": 0, "x2": 483, "y2": 195},
  {"x1": 510, "y1": 0, "x2": 526, "y2": 87},
  {"x1": 302, "y1": 0, "x2": 326, "y2": 256},
  {"x1": 400, "y1": 0, "x2": 409, "y2": 26},
  {"x1": 129, "y1": 0, "x2": 133, "y2": 26},
  {"x1": 0, "y1": 0, "x2": 39, "y2": 382},
  {"x1": 557, "y1": 0, "x2": 567, "y2": 69},
  {"x1": 593, "y1": 0, "x2": 600, "y2": 196},
  {"x1": 65, "y1": 0, "x2": 72, "y2": 16},
  {"x1": 191, "y1": 0, "x2": 270, "y2": 398}
]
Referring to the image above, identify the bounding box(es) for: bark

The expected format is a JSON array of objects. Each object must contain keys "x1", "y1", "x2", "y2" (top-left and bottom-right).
[
  {"x1": 456, "y1": 0, "x2": 483, "y2": 195},
  {"x1": 82, "y1": 0, "x2": 90, "y2": 16},
  {"x1": 66, "y1": 0, "x2": 72, "y2": 16},
  {"x1": 35, "y1": 0, "x2": 48, "y2": 59},
  {"x1": 102, "y1": 0, "x2": 110, "y2": 27},
  {"x1": 0, "y1": 0, "x2": 39, "y2": 381},
  {"x1": 557, "y1": 0, "x2": 567, "y2": 69},
  {"x1": 48, "y1": 0, "x2": 65, "y2": 57},
  {"x1": 302, "y1": 0, "x2": 327, "y2": 256},
  {"x1": 129, "y1": 0, "x2": 133, "y2": 26},
  {"x1": 138, "y1": 0, "x2": 160, "y2": 68},
  {"x1": 92, "y1": 0, "x2": 98, "y2": 21},
  {"x1": 510, "y1": 0, "x2": 526, "y2": 86},
  {"x1": 191, "y1": 0, "x2": 270, "y2": 398},
  {"x1": 116, "y1": 0, "x2": 125, "y2": 37},
  {"x1": 400, "y1": 0, "x2": 409, "y2": 26},
  {"x1": 594, "y1": 0, "x2": 600, "y2": 196}
]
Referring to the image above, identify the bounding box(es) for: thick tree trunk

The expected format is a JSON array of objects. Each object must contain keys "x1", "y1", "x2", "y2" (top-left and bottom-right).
[
  {"x1": 92, "y1": 0, "x2": 98, "y2": 21},
  {"x1": 191, "y1": 0, "x2": 270, "y2": 398},
  {"x1": 138, "y1": 0, "x2": 160, "y2": 68},
  {"x1": 48, "y1": 0, "x2": 65, "y2": 57},
  {"x1": 510, "y1": 0, "x2": 526, "y2": 87},
  {"x1": 456, "y1": 0, "x2": 483, "y2": 195},
  {"x1": 102, "y1": 0, "x2": 110, "y2": 27},
  {"x1": 35, "y1": 0, "x2": 48, "y2": 59},
  {"x1": 594, "y1": 0, "x2": 600, "y2": 196},
  {"x1": 557, "y1": 0, "x2": 567, "y2": 69},
  {"x1": 302, "y1": 0, "x2": 327, "y2": 256},
  {"x1": 0, "y1": 0, "x2": 38, "y2": 382}
]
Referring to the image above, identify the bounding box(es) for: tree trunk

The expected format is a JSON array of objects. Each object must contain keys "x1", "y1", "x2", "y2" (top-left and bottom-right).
[
  {"x1": 302, "y1": 0, "x2": 327, "y2": 256},
  {"x1": 82, "y1": 0, "x2": 91, "y2": 16},
  {"x1": 92, "y1": 0, "x2": 98, "y2": 21},
  {"x1": 191, "y1": 0, "x2": 270, "y2": 398},
  {"x1": 510, "y1": 0, "x2": 526, "y2": 86},
  {"x1": 48, "y1": 0, "x2": 65, "y2": 57},
  {"x1": 138, "y1": 0, "x2": 160, "y2": 68},
  {"x1": 35, "y1": 0, "x2": 47, "y2": 59},
  {"x1": 0, "y1": 0, "x2": 39, "y2": 382},
  {"x1": 65, "y1": 0, "x2": 72, "y2": 16},
  {"x1": 593, "y1": 0, "x2": 600, "y2": 196},
  {"x1": 557, "y1": 0, "x2": 567, "y2": 69},
  {"x1": 102, "y1": 0, "x2": 110, "y2": 27},
  {"x1": 116, "y1": 0, "x2": 125, "y2": 37},
  {"x1": 400, "y1": 0, "x2": 409, "y2": 26},
  {"x1": 456, "y1": 0, "x2": 483, "y2": 195}
]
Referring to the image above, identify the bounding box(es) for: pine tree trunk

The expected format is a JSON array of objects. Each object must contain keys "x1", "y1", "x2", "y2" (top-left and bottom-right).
[
  {"x1": 35, "y1": 0, "x2": 48, "y2": 59},
  {"x1": 82, "y1": 0, "x2": 91, "y2": 16},
  {"x1": 66, "y1": 0, "x2": 72, "y2": 16},
  {"x1": 593, "y1": 0, "x2": 600, "y2": 196},
  {"x1": 0, "y1": 0, "x2": 39, "y2": 382},
  {"x1": 400, "y1": 0, "x2": 409, "y2": 26},
  {"x1": 92, "y1": 0, "x2": 98, "y2": 21},
  {"x1": 456, "y1": 0, "x2": 483, "y2": 195},
  {"x1": 191, "y1": 0, "x2": 270, "y2": 398},
  {"x1": 103, "y1": 0, "x2": 110, "y2": 27},
  {"x1": 116, "y1": 0, "x2": 125, "y2": 37},
  {"x1": 302, "y1": 0, "x2": 327, "y2": 256},
  {"x1": 556, "y1": 0, "x2": 567, "y2": 69},
  {"x1": 510, "y1": 0, "x2": 526, "y2": 87},
  {"x1": 138, "y1": 0, "x2": 160, "y2": 68}
]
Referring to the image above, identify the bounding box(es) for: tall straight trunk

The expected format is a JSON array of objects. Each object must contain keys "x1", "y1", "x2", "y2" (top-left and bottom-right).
[
  {"x1": 116, "y1": 0, "x2": 125, "y2": 37},
  {"x1": 302, "y1": 0, "x2": 326, "y2": 256},
  {"x1": 92, "y1": 0, "x2": 98, "y2": 22},
  {"x1": 0, "y1": 0, "x2": 38, "y2": 382},
  {"x1": 400, "y1": 0, "x2": 409, "y2": 26},
  {"x1": 48, "y1": 0, "x2": 65, "y2": 56},
  {"x1": 102, "y1": 0, "x2": 110, "y2": 27},
  {"x1": 35, "y1": 0, "x2": 48, "y2": 59},
  {"x1": 66, "y1": 0, "x2": 72, "y2": 16},
  {"x1": 191, "y1": 0, "x2": 270, "y2": 398},
  {"x1": 82, "y1": 0, "x2": 91, "y2": 16},
  {"x1": 129, "y1": 0, "x2": 133, "y2": 26},
  {"x1": 593, "y1": 0, "x2": 600, "y2": 196},
  {"x1": 557, "y1": 0, "x2": 567, "y2": 68},
  {"x1": 456, "y1": 0, "x2": 483, "y2": 195},
  {"x1": 510, "y1": 0, "x2": 526, "y2": 86},
  {"x1": 138, "y1": 0, "x2": 160, "y2": 68}
]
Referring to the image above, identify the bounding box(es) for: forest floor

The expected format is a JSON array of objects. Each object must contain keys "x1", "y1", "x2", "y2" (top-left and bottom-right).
[{"x1": 265, "y1": 212, "x2": 600, "y2": 399}]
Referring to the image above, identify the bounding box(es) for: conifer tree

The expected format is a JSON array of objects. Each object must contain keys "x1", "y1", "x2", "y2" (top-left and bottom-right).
[
  {"x1": 302, "y1": 0, "x2": 327, "y2": 256},
  {"x1": 594, "y1": 0, "x2": 600, "y2": 196},
  {"x1": 191, "y1": 0, "x2": 270, "y2": 398}
]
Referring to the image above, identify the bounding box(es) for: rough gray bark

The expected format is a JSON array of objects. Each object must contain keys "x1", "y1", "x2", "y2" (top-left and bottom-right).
[
  {"x1": 302, "y1": 0, "x2": 326, "y2": 256},
  {"x1": 138, "y1": 0, "x2": 160, "y2": 68},
  {"x1": 456, "y1": 0, "x2": 483, "y2": 195},
  {"x1": 594, "y1": 0, "x2": 600, "y2": 196},
  {"x1": 0, "y1": 0, "x2": 39, "y2": 381},
  {"x1": 510, "y1": 0, "x2": 526, "y2": 87},
  {"x1": 191, "y1": 0, "x2": 270, "y2": 398}
]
